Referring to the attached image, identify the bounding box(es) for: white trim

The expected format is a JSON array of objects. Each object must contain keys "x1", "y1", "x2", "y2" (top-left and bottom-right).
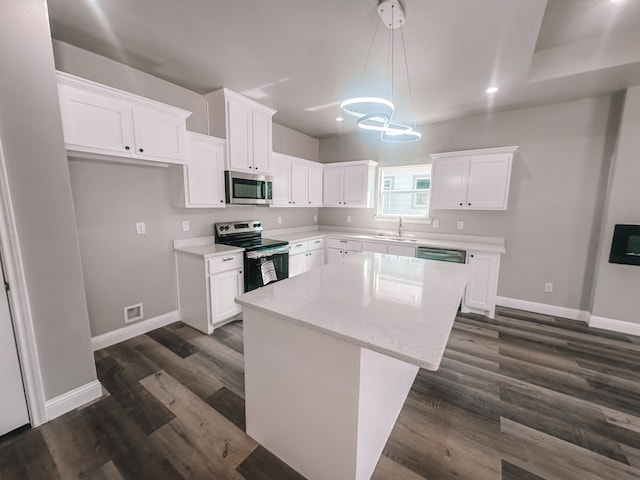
[
  {"x1": 45, "y1": 380, "x2": 102, "y2": 421},
  {"x1": 589, "y1": 315, "x2": 640, "y2": 337},
  {"x1": 496, "y1": 296, "x2": 590, "y2": 322},
  {"x1": 0, "y1": 141, "x2": 47, "y2": 426},
  {"x1": 91, "y1": 310, "x2": 179, "y2": 351}
]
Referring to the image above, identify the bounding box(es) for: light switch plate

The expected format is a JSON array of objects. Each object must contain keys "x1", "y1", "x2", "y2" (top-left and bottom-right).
[
  {"x1": 136, "y1": 222, "x2": 146, "y2": 235},
  {"x1": 432, "y1": 219, "x2": 439, "y2": 229},
  {"x1": 457, "y1": 221, "x2": 464, "y2": 230},
  {"x1": 182, "y1": 220, "x2": 190, "y2": 232},
  {"x1": 277, "y1": 216, "x2": 282, "y2": 225},
  {"x1": 346, "y1": 215, "x2": 352, "y2": 223}
]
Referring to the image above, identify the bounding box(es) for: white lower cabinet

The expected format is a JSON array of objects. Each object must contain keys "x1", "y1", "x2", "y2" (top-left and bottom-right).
[
  {"x1": 462, "y1": 251, "x2": 500, "y2": 318},
  {"x1": 176, "y1": 250, "x2": 244, "y2": 334},
  {"x1": 327, "y1": 238, "x2": 362, "y2": 264},
  {"x1": 289, "y1": 237, "x2": 326, "y2": 277}
]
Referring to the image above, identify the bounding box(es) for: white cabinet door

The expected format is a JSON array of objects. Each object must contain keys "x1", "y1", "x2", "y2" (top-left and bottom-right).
[
  {"x1": 323, "y1": 167, "x2": 344, "y2": 207},
  {"x1": 210, "y1": 268, "x2": 243, "y2": 325},
  {"x1": 430, "y1": 157, "x2": 469, "y2": 210},
  {"x1": 251, "y1": 108, "x2": 272, "y2": 173},
  {"x1": 58, "y1": 83, "x2": 134, "y2": 156},
  {"x1": 131, "y1": 106, "x2": 187, "y2": 162},
  {"x1": 306, "y1": 249, "x2": 325, "y2": 271},
  {"x1": 326, "y1": 247, "x2": 343, "y2": 264},
  {"x1": 343, "y1": 164, "x2": 368, "y2": 207},
  {"x1": 463, "y1": 252, "x2": 499, "y2": 318},
  {"x1": 226, "y1": 98, "x2": 252, "y2": 172},
  {"x1": 289, "y1": 253, "x2": 307, "y2": 277},
  {"x1": 271, "y1": 154, "x2": 292, "y2": 206},
  {"x1": 307, "y1": 164, "x2": 324, "y2": 207},
  {"x1": 183, "y1": 133, "x2": 226, "y2": 207},
  {"x1": 290, "y1": 161, "x2": 308, "y2": 206},
  {"x1": 466, "y1": 154, "x2": 512, "y2": 210},
  {"x1": 387, "y1": 244, "x2": 416, "y2": 257}
]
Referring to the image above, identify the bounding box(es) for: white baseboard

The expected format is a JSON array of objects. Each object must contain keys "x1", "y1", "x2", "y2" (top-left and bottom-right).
[
  {"x1": 496, "y1": 296, "x2": 590, "y2": 322},
  {"x1": 91, "y1": 310, "x2": 179, "y2": 351},
  {"x1": 589, "y1": 315, "x2": 640, "y2": 337},
  {"x1": 45, "y1": 380, "x2": 102, "y2": 421}
]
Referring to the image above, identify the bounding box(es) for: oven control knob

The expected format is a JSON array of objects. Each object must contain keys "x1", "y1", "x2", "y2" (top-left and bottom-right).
[{"x1": 253, "y1": 222, "x2": 260, "y2": 227}]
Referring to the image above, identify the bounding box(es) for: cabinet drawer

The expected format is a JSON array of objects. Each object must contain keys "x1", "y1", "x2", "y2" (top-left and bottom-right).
[
  {"x1": 327, "y1": 238, "x2": 362, "y2": 251},
  {"x1": 289, "y1": 241, "x2": 309, "y2": 255},
  {"x1": 207, "y1": 253, "x2": 243, "y2": 274},
  {"x1": 308, "y1": 237, "x2": 325, "y2": 251}
]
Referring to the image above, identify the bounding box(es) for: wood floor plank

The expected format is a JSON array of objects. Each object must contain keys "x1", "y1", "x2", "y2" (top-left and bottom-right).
[
  {"x1": 134, "y1": 334, "x2": 224, "y2": 399},
  {"x1": 140, "y1": 370, "x2": 257, "y2": 469},
  {"x1": 235, "y1": 445, "x2": 305, "y2": 480},
  {"x1": 501, "y1": 417, "x2": 640, "y2": 480},
  {"x1": 147, "y1": 326, "x2": 199, "y2": 358},
  {"x1": 95, "y1": 354, "x2": 175, "y2": 434},
  {"x1": 205, "y1": 386, "x2": 246, "y2": 431},
  {"x1": 149, "y1": 419, "x2": 246, "y2": 479},
  {"x1": 371, "y1": 454, "x2": 430, "y2": 480},
  {"x1": 39, "y1": 408, "x2": 111, "y2": 479},
  {"x1": 0, "y1": 428, "x2": 61, "y2": 480},
  {"x1": 88, "y1": 461, "x2": 125, "y2": 480},
  {"x1": 81, "y1": 396, "x2": 183, "y2": 480},
  {"x1": 500, "y1": 460, "x2": 545, "y2": 480}
]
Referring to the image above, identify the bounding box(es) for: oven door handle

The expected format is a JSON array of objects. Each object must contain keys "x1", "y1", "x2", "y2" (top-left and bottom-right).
[{"x1": 245, "y1": 245, "x2": 290, "y2": 259}]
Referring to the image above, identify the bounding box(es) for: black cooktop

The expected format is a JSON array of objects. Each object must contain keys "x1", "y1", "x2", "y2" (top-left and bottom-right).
[{"x1": 217, "y1": 237, "x2": 288, "y2": 251}]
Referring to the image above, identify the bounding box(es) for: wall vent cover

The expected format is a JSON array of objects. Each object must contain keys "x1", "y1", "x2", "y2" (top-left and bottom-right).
[{"x1": 124, "y1": 303, "x2": 143, "y2": 323}]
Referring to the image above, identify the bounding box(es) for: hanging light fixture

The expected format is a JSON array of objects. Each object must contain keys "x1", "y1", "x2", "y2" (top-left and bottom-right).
[{"x1": 340, "y1": 0, "x2": 421, "y2": 143}]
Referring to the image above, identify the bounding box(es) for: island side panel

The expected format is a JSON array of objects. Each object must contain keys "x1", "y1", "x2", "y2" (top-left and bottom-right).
[
  {"x1": 356, "y1": 349, "x2": 419, "y2": 480},
  {"x1": 243, "y1": 306, "x2": 361, "y2": 480}
]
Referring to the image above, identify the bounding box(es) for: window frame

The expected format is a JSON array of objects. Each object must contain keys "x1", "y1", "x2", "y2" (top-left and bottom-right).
[{"x1": 374, "y1": 164, "x2": 432, "y2": 222}]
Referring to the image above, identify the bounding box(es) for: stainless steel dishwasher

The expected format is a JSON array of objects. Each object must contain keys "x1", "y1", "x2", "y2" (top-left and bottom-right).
[{"x1": 416, "y1": 246, "x2": 466, "y2": 263}]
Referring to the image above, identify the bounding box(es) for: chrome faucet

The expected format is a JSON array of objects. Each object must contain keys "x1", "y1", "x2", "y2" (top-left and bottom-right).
[{"x1": 397, "y1": 216, "x2": 403, "y2": 237}]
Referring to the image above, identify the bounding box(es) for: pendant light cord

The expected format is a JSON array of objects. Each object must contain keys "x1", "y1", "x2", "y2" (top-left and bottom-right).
[
  {"x1": 399, "y1": 25, "x2": 417, "y2": 129},
  {"x1": 360, "y1": 21, "x2": 381, "y2": 85}
]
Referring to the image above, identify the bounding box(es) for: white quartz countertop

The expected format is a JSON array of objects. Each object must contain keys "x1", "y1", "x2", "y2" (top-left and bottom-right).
[
  {"x1": 235, "y1": 252, "x2": 470, "y2": 370},
  {"x1": 173, "y1": 237, "x2": 243, "y2": 258},
  {"x1": 266, "y1": 228, "x2": 506, "y2": 254}
]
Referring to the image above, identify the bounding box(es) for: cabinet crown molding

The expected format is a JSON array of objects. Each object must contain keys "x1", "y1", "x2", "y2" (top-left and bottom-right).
[
  {"x1": 207, "y1": 87, "x2": 277, "y2": 116},
  {"x1": 56, "y1": 71, "x2": 192, "y2": 119},
  {"x1": 430, "y1": 146, "x2": 518, "y2": 159}
]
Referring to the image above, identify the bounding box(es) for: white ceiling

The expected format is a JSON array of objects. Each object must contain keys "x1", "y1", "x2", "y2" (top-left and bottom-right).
[{"x1": 47, "y1": 0, "x2": 640, "y2": 139}]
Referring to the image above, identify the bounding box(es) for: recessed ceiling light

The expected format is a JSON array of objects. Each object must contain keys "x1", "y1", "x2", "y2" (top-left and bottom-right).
[
  {"x1": 336, "y1": 116, "x2": 344, "y2": 122},
  {"x1": 486, "y1": 86, "x2": 499, "y2": 94}
]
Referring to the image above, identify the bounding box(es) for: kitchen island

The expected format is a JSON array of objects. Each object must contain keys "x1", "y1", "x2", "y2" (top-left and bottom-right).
[{"x1": 235, "y1": 252, "x2": 470, "y2": 480}]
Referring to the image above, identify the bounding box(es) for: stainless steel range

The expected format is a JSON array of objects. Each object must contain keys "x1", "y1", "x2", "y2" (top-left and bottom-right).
[{"x1": 214, "y1": 221, "x2": 289, "y2": 292}]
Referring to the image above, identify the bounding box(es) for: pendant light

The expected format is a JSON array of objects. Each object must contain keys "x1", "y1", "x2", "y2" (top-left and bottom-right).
[{"x1": 340, "y1": 0, "x2": 421, "y2": 143}]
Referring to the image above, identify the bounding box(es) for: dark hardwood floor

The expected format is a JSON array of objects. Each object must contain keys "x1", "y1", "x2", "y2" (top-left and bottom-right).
[{"x1": 2, "y1": 307, "x2": 640, "y2": 479}]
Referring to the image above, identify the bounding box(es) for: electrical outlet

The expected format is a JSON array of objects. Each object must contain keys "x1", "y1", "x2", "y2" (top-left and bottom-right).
[
  {"x1": 457, "y1": 221, "x2": 464, "y2": 230},
  {"x1": 432, "y1": 219, "x2": 439, "y2": 229},
  {"x1": 182, "y1": 220, "x2": 190, "y2": 232},
  {"x1": 136, "y1": 222, "x2": 146, "y2": 235},
  {"x1": 277, "y1": 216, "x2": 282, "y2": 225},
  {"x1": 544, "y1": 283, "x2": 553, "y2": 293},
  {"x1": 313, "y1": 214, "x2": 318, "y2": 223},
  {"x1": 346, "y1": 215, "x2": 352, "y2": 223}
]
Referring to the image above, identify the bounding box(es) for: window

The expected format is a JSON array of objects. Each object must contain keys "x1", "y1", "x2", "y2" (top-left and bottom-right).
[{"x1": 376, "y1": 164, "x2": 432, "y2": 218}]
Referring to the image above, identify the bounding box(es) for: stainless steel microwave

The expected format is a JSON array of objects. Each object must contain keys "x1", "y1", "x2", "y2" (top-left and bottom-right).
[{"x1": 225, "y1": 170, "x2": 273, "y2": 205}]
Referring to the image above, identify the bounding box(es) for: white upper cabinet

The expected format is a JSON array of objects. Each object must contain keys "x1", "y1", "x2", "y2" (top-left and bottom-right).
[
  {"x1": 171, "y1": 132, "x2": 226, "y2": 208},
  {"x1": 56, "y1": 71, "x2": 191, "y2": 165},
  {"x1": 322, "y1": 160, "x2": 377, "y2": 208},
  {"x1": 205, "y1": 88, "x2": 276, "y2": 174},
  {"x1": 430, "y1": 146, "x2": 518, "y2": 210},
  {"x1": 271, "y1": 152, "x2": 324, "y2": 207}
]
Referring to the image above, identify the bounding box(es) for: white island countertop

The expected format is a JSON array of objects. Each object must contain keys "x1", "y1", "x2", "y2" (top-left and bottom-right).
[{"x1": 236, "y1": 252, "x2": 470, "y2": 370}]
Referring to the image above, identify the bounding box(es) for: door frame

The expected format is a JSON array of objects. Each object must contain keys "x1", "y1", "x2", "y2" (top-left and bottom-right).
[{"x1": 0, "y1": 140, "x2": 46, "y2": 426}]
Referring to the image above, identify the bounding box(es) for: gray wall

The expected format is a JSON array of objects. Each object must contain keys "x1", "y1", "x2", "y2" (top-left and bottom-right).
[
  {"x1": 55, "y1": 43, "x2": 320, "y2": 337},
  {"x1": 592, "y1": 86, "x2": 640, "y2": 324},
  {"x1": 319, "y1": 96, "x2": 620, "y2": 312},
  {"x1": 0, "y1": 0, "x2": 96, "y2": 399}
]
